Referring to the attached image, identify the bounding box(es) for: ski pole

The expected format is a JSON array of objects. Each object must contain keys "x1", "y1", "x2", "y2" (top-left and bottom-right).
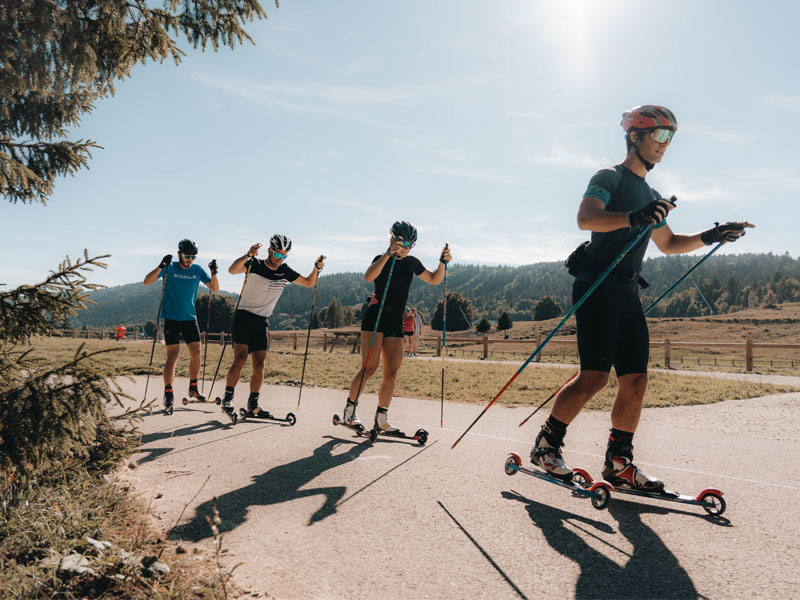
[
  {"x1": 440, "y1": 244, "x2": 448, "y2": 427},
  {"x1": 297, "y1": 256, "x2": 325, "y2": 410},
  {"x1": 207, "y1": 260, "x2": 253, "y2": 402},
  {"x1": 517, "y1": 240, "x2": 724, "y2": 427},
  {"x1": 352, "y1": 254, "x2": 397, "y2": 403},
  {"x1": 643, "y1": 241, "x2": 723, "y2": 313},
  {"x1": 451, "y1": 224, "x2": 655, "y2": 449},
  {"x1": 201, "y1": 290, "x2": 212, "y2": 393},
  {"x1": 143, "y1": 263, "x2": 168, "y2": 403}
]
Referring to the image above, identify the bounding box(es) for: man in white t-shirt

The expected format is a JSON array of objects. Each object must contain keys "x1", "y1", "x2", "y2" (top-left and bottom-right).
[{"x1": 220, "y1": 234, "x2": 324, "y2": 418}]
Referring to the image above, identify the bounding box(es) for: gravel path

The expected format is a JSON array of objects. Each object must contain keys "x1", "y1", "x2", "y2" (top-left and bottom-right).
[{"x1": 119, "y1": 375, "x2": 800, "y2": 599}]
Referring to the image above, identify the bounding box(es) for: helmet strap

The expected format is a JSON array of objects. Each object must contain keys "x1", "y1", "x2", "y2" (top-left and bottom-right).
[{"x1": 632, "y1": 136, "x2": 655, "y2": 171}]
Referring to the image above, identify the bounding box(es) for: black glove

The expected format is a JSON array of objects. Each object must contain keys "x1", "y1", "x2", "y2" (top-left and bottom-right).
[
  {"x1": 700, "y1": 222, "x2": 747, "y2": 245},
  {"x1": 159, "y1": 254, "x2": 173, "y2": 268},
  {"x1": 208, "y1": 259, "x2": 218, "y2": 276},
  {"x1": 627, "y1": 197, "x2": 676, "y2": 228}
]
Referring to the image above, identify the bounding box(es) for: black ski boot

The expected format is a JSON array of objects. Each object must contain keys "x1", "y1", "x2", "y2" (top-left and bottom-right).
[
  {"x1": 530, "y1": 420, "x2": 573, "y2": 481},
  {"x1": 220, "y1": 386, "x2": 237, "y2": 423},
  {"x1": 163, "y1": 386, "x2": 174, "y2": 416}
]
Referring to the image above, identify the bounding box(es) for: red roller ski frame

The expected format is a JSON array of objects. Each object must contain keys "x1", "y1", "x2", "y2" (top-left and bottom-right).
[{"x1": 572, "y1": 470, "x2": 726, "y2": 516}]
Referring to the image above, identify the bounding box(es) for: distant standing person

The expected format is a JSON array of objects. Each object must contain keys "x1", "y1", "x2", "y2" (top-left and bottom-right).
[
  {"x1": 411, "y1": 307, "x2": 423, "y2": 356},
  {"x1": 530, "y1": 105, "x2": 754, "y2": 491},
  {"x1": 403, "y1": 307, "x2": 415, "y2": 356},
  {"x1": 341, "y1": 221, "x2": 452, "y2": 433},
  {"x1": 144, "y1": 239, "x2": 219, "y2": 411},
  {"x1": 220, "y1": 235, "x2": 325, "y2": 419}
]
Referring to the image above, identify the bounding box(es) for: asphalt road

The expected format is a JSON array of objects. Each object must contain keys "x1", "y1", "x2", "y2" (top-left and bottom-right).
[{"x1": 118, "y1": 374, "x2": 800, "y2": 599}]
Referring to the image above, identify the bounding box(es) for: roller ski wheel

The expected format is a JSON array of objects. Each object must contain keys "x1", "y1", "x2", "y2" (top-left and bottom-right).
[
  {"x1": 239, "y1": 408, "x2": 297, "y2": 426},
  {"x1": 502, "y1": 453, "x2": 611, "y2": 511},
  {"x1": 163, "y1": 404, "x2": 174, "y2": 416},
  {"x1": 368, "y1": 427, "x2": 429, "y2": 446},
  {"x1": 577, "y1": 470, "x2": 727, "y2": 516},
  {"x1": 332, "y1": 414, "x2": 371, "y2": 440}
]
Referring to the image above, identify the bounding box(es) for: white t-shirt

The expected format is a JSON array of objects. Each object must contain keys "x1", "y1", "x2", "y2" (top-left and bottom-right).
[{"x1": 238, "y1": 258, "x2": 300, "y2": 317}]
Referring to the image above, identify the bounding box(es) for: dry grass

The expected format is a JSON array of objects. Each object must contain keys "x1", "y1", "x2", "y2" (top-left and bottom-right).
[{"x1": 25, "y1": 337, "x2": 800, "y2": 410}]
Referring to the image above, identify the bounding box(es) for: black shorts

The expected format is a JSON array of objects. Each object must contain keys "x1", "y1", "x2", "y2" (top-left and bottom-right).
[
  {"x1": 164, "y1": 319, "x2": 201, "y2": 346},
  {"x1": 403, "y1": 331, "x2": 414, "y2": 337},
  {"x1": 573, "y1": 281, "x2": 649, "y2": 376},
  {"x1": 232, "y1": 309, "x2": 269, "y2": 353},
  {"x1": 361, "y1": 304, "x2": 404, "y2": 338}
]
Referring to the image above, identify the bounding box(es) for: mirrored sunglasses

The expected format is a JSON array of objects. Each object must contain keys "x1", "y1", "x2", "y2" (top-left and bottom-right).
[
  {"x1": 650, "y1": 128, "x2": 675, "y2": 144},
  {"x1": 181, "y1": 254, "x2": 197, "y2": 260},
  {"x1": 392, "y1": 236, "x2": 414, "y2": 248},
  {"x1": 272, "y1": 250, "x2": 288, "y2": 260}
]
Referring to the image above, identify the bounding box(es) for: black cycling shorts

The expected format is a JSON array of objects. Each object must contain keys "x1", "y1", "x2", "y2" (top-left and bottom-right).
[
  {"x1": 361, "y1": 304, "x2": 404, "y2": 338},
  {"x1": 573, "y1": 281, "x2": 649, "y2": 376},
  {"x1": 231, "y1": 309, "x2": 270, "y2": 353},
  {"x1": 164, "y1": 319, "x2": 201, "y2": 346}
]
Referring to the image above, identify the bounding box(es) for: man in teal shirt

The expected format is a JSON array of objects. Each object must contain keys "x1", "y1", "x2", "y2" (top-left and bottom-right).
[{"x1": 144, "y1": 239, "x2": 219, "y2": 411}]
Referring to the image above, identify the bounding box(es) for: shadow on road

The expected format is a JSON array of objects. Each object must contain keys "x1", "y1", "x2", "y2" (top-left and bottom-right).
[
  {"x1": 136, "y1": 420, "x2": 259, "y2": 465},
  {"x1": 502, "y1": 489, "x2": 702, "y2": 599},
  {"x1": 438, "y1": 500, "x2": 529, "y2": 600},
  {"x1": 171, "y1": 436, "x2": 371, "y2": 541}
]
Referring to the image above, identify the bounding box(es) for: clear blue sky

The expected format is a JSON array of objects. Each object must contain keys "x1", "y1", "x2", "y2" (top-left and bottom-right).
[{"x1": 3, "y1": 0, "x2": 798, "y2": 293}]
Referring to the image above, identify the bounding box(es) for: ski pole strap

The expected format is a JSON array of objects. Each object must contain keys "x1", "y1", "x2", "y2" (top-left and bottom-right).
[{"x1": 643, "y1": 241, "x2": 723, "y2": 314}]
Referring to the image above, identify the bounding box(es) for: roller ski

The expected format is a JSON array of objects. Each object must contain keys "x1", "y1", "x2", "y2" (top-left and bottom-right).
[
  {"x1": 163, "y1": 387, "x2": 175, "y2": 416},
  {"x1": 504, "y1": 453, "x2": 612, "y2": 510},
  {"x1": 217, "y1": 389, "x2": 238, "y2": 424},
  {"x1": 572, "y1": 445, "x2": 726, "y2": 516},
  {"x1": 571, "y1": 469, "x2": 725, "y2": 516},
  {"x1": 238, "y1": 393, "x2": 296, "y2": 425},
  {"x1": 182, "y1": 381, "x2": 221, "y2": 406},
  {"x1": 367, "y1": 406, "x2": 428, "y2": 445},
  {"x1": 332, "y1": 398, "x2": 370, "y2": 436}
]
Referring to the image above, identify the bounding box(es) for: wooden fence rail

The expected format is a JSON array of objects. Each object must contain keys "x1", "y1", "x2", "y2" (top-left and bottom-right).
[{"x1": 47, "y1": 329, "x2": 799, "y2": 372}]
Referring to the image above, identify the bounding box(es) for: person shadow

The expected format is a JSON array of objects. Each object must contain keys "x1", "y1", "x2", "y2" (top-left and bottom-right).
[
  {"x1": 502, "y1": 490, "x2": 705, "y2": 599},
  {"x1": 137, "y1": 420, "x2": 236, "y2": 465},
  {"x1": 171, "y1": 436, "x2": 371, "y2": 542}
]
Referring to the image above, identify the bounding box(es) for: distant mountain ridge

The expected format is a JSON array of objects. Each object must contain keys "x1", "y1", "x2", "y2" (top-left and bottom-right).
[{"x1": 70, "y1": 252, "x2": 800, "y2": 328}]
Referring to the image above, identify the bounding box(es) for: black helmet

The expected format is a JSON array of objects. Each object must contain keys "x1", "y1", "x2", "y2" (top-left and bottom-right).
[
  {"x1": 178, "y1": 239, "x2": 198, "y2": 255},
  {"x1": 269, "y1": 234, "x2": 292, "y2": 253},
  {"x1": 390, "y1": 221, "x2": 418, "y2": 243}
]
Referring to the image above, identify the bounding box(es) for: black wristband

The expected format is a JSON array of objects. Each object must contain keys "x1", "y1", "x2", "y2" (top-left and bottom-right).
[{"x1": 439, "y1": 257, "x2": 447, "y2": 264}]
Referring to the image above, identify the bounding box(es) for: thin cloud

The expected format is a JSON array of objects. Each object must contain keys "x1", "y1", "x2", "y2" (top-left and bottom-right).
[
  {"x1": 528, "y1": 151, "x2": 604, "y2": 170},
  {"x1": 649, "y1": 171, "x2": 731, "y2": 203},
  {"x1": 765, "y1": 94, "x2": 800, "y2": 109},
  {"x1": 504, "y1": 110, "x2": 544, "y2": 119},
  {"x1": 681, "y1": 123, "x2": 751, "y2": 143},
  {"x1": 410, "y1": 162, "x2": 516, "y2": 184},
  {"x1": 390, "y1": 138, "x2": 469, "y2": 162}
]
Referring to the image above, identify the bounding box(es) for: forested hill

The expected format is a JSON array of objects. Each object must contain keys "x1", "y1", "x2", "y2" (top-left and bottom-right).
[{"x1": 71, "y1": 252, "x2": 800, "y2": 328}]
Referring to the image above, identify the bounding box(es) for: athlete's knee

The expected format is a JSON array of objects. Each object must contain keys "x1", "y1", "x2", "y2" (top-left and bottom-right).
[
  {"x1": 575, "y1": 371, "x2": 609, "y2": 395},
  {"x1": 618, "y1": 372, "x2": 648, "y2": 393}
]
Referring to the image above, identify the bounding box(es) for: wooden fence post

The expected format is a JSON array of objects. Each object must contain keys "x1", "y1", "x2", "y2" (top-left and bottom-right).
[
  {"x1": 664, "y1": 339, "x2": 671, "y2": 369},
  {"x1": 746, "y1": 338, "x2": 753, "y2": 372},
  {"x1": 293, "y1": 332, "x2": 297, "y2": 350},
  {"x1": 437, "y1": 335, "x2": 442, "y2": 357},
  {"x1": 323, "y1": 332, "x2": 327, "y2": 352},
  {"x1": 535, "y1": 335, "x2": 542, "y2": 362},
  {"x1": 134, "y1": 329, "x2": 139, "y2": 341},
  {"x1": 483, "y1": 336, "x2": 489, "y2": 359}
]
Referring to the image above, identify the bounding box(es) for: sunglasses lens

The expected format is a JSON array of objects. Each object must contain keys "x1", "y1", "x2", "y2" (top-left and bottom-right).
[
  {"x1": 183, "y1": 255, "x2": 196, "y2": 260},
  {"x1": 650, "y1": 128, "x2": 674, "y2": 144}
]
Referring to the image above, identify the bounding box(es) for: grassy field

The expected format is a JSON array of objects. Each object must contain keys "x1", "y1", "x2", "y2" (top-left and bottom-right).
[{"x1": 27, "y1": 337, "x2": 800, "y2": 410}]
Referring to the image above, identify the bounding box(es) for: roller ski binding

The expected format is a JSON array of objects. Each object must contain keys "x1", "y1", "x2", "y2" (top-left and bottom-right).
[
  {"x1": 217, "y1": 389, "x2": 238, "y2": 424},
  {"x1": 367, "y1": 407, "x2": 428, "y2": 445},
  {"x1": 503, "y1": 453, "x2": 612, "y2": 510},
  {"x1": 182, "y1": 381, "x2": 220, "y2": 406},
  {"x1": 332, "y1": 398, "x2": 370, "y2": 436},
  {"x1": 238, "y1": 393, "x2": 296, "y2": 425},
  {"x1": 163, "y1": 387, "x2": 175, "y2": 416}
]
